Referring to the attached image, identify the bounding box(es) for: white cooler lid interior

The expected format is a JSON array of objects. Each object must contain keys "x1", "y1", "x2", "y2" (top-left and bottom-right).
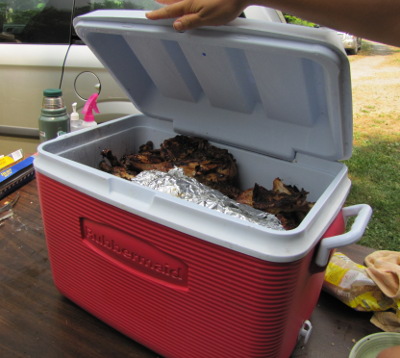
[{"x1": 74, "y1": 10, "x2": 353, "y2": 162}]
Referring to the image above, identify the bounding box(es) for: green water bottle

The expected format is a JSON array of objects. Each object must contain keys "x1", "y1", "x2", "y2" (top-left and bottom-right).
[{"x1": 39, "y1": 89, "x2": 69, "y2": 142}]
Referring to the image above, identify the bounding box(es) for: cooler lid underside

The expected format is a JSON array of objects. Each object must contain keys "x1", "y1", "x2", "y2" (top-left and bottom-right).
[{"x1": 74, "y1": 11, "x2": 353, "y2": 161}]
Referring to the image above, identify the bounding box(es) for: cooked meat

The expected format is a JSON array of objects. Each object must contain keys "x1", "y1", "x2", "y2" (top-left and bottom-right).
[
  {"x1": 99, "y1": 136, "x2": 313, "y2": 229},
  {"x1": 236, "y1": 179, "x2": 314, "y2": 229},
  {"x1": 100, "y1": 149, "x2": 138, "y2": 180},
  {"x1": 101, "y1": 148, "x2": 121, "y2": 167},
  {"x1": 99, "y1": 162, "x2": 137, "y2": 180},
  {"x1": 100, "y1": 135, "x2": 239, "y2": 198},
  {"x1": 138, "y1": 141, "x2": 155, "y2": 152},
  {"x1": 235, "y1": 188, "x2": 253, "y2": 206},
  {"x1": 122, "y1": 152, "x2": 174, "y2": 173}
]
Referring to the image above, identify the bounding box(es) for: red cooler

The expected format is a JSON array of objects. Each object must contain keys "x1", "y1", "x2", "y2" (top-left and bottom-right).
[{"x1": 35, "y1": 10, "x2": 372, "y2": 358}]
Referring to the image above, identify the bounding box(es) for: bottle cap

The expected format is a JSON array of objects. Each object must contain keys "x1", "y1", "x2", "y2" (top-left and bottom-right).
[{"x1": 43, "y1": 88, "x2": 63, "y2": 98}]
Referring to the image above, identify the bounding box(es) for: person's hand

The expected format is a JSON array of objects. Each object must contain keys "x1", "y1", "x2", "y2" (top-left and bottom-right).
[{"x1": 146, "y1": 0, "x2": 250, "y2": 31}]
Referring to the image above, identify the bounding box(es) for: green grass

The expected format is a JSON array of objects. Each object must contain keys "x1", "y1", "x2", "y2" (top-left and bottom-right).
[
  {"x1": 344, "y1": 136, "x2": 400, "y2": 250},
  {"x1": 345, "y1": 42, "x2": 400, "y2": 250}
]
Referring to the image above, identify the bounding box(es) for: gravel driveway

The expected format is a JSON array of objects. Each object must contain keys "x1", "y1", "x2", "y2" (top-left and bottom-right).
[{"x1": 349, "y1": 41, "x2": 400, "y2": 116}]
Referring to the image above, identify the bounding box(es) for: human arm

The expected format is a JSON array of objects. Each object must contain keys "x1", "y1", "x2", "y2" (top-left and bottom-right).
[{"x1": 146, "y1": 0, "x2": 400, "y2": 47}]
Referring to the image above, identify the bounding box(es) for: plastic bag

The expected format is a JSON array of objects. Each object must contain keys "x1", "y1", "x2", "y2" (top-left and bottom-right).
[{"x1": 323, "y1": 252, "x2": 395, "y2": 312}]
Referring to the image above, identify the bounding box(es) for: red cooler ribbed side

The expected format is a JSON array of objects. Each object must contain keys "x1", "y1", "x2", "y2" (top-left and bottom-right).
[{"x1": 37, "y1": 173, "x2": 344, "y2": 358}]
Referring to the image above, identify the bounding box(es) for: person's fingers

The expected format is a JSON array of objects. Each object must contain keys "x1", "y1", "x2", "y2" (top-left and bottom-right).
[
  {"x1": 173, "y1": 13, "x2": 204, "y2": 31},
  {"x1": 152, "y1": 0, "x2": 184, "y2": 4},
  {"x1": 173, "y1": 8, "x2": 241, "y2": 31},
  {"x1": 146, "y1": 3, "x2": 186, "y2": 20},
  {"x1": 147, "y1": 0, "x2": 246, "y2": 31}
]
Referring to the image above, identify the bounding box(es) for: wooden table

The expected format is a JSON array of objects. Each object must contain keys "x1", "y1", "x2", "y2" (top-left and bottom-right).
[{"x1": 0, "y1": 180, "x2": 381, "y2": 358}]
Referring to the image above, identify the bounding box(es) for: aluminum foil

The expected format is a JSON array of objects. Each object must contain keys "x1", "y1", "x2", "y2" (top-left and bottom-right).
[{"x1": 131, "y1": 168, "x2": 284, "y2": 230}]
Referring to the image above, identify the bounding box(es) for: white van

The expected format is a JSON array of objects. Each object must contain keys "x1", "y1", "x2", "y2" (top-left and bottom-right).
[{"x1": 0, "y1": 0, "x2": 286, "y2": 154}]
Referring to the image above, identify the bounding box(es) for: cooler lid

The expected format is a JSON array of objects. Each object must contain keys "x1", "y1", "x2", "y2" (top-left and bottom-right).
[{"x1": 74, "y1": 10, "x2": 353, "y2": 161}]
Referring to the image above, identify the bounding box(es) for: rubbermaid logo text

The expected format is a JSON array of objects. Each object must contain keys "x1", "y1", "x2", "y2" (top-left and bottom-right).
[{"x1": 81, "y1": 218, "x2": 188, "y2": 288}]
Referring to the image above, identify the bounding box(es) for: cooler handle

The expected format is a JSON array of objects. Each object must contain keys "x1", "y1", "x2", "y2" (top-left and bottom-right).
[{"x1": 315, "y1": 204, "x2": 372, "y2": 267}]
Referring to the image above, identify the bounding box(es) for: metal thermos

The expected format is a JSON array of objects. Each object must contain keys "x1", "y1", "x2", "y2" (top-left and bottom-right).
[{"x1": 38, "y1": 89, "x2": 69, "y2": 142}]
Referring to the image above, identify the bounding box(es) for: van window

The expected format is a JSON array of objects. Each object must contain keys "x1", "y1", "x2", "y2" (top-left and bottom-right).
[
  {"x1": 73, "y1": 0, "x2": 162, "y2": 43},
  {"x1": 75, "y1": 0, "x2": 162, "y2": 14},
  {"x1": 0, "y1": 0, "x2": 73, "y2": 44}
]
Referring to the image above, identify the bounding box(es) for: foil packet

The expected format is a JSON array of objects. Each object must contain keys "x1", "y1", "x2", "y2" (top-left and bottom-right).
[{"x1": 131, "y1": 167, "x2": 284, "y2": 230}]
